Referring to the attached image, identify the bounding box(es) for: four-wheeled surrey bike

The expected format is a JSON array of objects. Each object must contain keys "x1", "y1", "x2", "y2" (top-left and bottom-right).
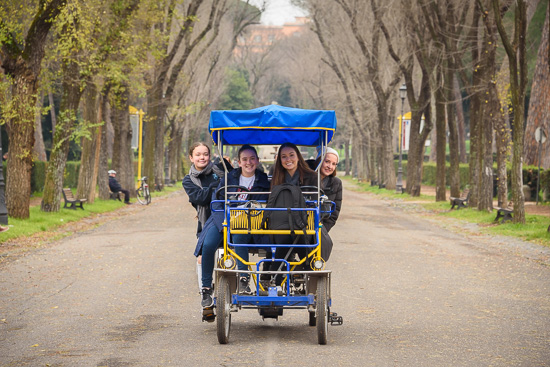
[{"x1": 205, "y1": 105, "x2": 343, "y2": 345}]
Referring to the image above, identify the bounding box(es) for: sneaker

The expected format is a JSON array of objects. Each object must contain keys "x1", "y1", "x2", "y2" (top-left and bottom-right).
[
  {"x1": 201, "y1": 288, "x2": 213, "y2": 308},
  {"x1": 239, "y1": 277, "x2": 251, "y2": 294}
]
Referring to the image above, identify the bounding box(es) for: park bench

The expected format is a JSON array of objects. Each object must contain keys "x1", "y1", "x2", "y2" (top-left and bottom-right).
[
  {"x1": 494, "y1": 202, "x2": 513, "y2": 223},
  {"x1": 109, "y1": 191, "x2": 123, "y2": 201},
  {"x1": 62, "y1": 188, "x2": 86, "y2": 210},
  {"x1": 449, "y1": 188, "x2": 470, "y2": 210}
]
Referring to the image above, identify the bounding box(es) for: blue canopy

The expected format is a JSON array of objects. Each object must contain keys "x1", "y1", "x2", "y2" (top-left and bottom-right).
[{"x1": 209, "y1": 105, "x2": 337, "y2": 146}]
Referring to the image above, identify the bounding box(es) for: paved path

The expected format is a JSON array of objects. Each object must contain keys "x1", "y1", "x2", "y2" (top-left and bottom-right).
[{"x1": 1, "y1": 184, "x2": 549, "y2": 366}]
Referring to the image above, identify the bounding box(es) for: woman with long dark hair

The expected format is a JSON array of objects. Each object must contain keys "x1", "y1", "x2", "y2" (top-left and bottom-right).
[
  {"x1": 267, "y1": 143, "x2": 318, "y2": 281},
  {"x1": 270, "y1": 142, "x2": 317, "y2": 187}
]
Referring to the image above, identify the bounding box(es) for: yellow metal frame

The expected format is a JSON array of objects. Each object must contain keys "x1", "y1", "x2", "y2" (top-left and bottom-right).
[{"x1": 219, "y1": 208, "x2": 324, "y2": 291}]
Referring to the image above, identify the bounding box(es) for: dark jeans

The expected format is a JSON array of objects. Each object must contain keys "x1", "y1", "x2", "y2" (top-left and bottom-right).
[
  {"x1": 201, "y1": 226, "x2": 249, "y2": 289},
  {"x1": 117, "y1": 189, "x2": 130, "y2": 203}
]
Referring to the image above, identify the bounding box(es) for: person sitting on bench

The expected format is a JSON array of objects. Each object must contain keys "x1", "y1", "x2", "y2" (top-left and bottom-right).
[{"x1": 108, "y1": 170, "x2": 131, "y2": 205}]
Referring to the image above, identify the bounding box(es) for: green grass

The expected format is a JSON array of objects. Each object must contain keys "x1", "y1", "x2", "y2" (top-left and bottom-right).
[
  {"x1": 0, "y1": 186, "x2": 182, "y2": 243},
  {"x1": 344, "y1": 176, "x2": 550, "y2": 246}
]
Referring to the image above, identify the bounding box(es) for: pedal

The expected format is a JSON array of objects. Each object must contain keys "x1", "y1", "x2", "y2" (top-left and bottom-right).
[
  {"x1": 202, "y1": 307, "x2": 215, "y2": 322},
  {"x1": 329, "y1": 312, "x2": 343, "y2": 325}
]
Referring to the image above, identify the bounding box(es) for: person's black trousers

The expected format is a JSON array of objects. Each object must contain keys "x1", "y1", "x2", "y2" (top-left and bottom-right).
[{"x1": 119, "y1": 189, "x2": 130, "y2": 203}]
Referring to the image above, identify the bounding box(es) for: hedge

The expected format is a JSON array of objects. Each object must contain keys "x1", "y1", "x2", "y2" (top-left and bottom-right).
[
  {"x1": 2, "y1": 161, "x2": 81, "y2": 192},
  {"x1": 394, "y1": 161, "x2": 550, "y2": 196},
  {"x1": 6, "y1": 159, "x2": 547, "y2": 197}
]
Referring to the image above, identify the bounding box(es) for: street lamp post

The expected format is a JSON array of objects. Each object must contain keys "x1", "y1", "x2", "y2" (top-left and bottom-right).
[{"x1": 396, "y1": 83, "x2": 407, "y2": 194}]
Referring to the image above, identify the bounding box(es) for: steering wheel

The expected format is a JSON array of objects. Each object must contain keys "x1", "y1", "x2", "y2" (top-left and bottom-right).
[
  {"x1": 215, "y1": 185, "x2": 251, "y2": 200},
  {"x1": 300, "y1": 186, "x2": 325, "y2": 196}
]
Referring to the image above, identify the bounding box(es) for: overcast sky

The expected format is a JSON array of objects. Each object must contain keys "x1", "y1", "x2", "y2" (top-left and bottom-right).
[{"x1": 250, "y1": 0, "x2": 308, "y2": 26}]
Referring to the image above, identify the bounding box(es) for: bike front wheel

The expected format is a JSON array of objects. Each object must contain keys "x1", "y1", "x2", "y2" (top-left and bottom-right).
[
  {"x1": 144, "y1": 186, "x2": 151, "y2": 204},
  {"x1": 136, "y1": 187, "x2": 147, "y2": 205}
]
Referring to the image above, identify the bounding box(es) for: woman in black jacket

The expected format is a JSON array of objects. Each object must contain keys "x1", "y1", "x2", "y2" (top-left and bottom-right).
[
  {"x1": 182, "y1": 142, "x2": 227, "y2": 238},
  {"x1": 268, "y1": 143, "x2": 317, "y2": 277},
  {"x1": 270, "y1": 142, "x2": 317, "y2": 188},
  {"x1": 195, "y1": 145, "x2": 269, "y2": 308},
  {"x1": 315, "y1": 147, "x2": 342, "y2": 260}
]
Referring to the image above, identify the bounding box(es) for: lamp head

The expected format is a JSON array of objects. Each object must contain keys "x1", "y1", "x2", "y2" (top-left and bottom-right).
[{"x1": 399, "y1": 83, "x2": 407, "y2": 100}]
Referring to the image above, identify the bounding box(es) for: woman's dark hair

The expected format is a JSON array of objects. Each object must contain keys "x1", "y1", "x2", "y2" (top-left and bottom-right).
[
  {"x1": 188, "y1": 142, "x2": 210, "y2": 157},
  {"x1": 238, "y1": 144, "x2": 258, "y2": 160},
  {"x1": 271, "y1": 142, "x2": 314, "y2": 187}
]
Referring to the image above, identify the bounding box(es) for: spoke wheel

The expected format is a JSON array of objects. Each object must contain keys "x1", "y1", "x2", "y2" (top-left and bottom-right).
[
  {"x1": 216, "y1": 275, "x2": 231, "y2": 344},
  {"x1": 136, "y1": 187, "x2": 146, "y2": 205},
  {"x1": 316, "y1": 277, "x2": 328, "y2": 345}
]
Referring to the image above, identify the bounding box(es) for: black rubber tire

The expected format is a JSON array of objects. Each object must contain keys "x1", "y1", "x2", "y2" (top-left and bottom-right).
[
  {"x1": 136, "y1": 187, "x2": 146, "y2": 205},
  {"x1": 216, "y1": 275, "x2": 231, "y2": 344},
  {"x1": 145, "y1": 187, "x2": 151, "y2": 204},
  {"x1": 309, "y1": 311, "x2": 316, "y2": 326},
  {"x1": 316, "y1": 277, "x2": 328, "y2": 345}
]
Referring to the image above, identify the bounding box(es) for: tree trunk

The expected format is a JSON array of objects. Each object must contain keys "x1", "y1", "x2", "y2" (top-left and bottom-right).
[
  {"x1": 469, "y1": 90, "x2": 481, "y2": 208},
  {"x1": 453, "y1": 76, "x2": 467, "y2": 164},
  {"x1": 446, "y1": 69, "x2": 460, "y2": 198},
  {"x1": 110, "y1": 86, "x2": 135, "y2": 195},
  {"x1": 524, "y1": 7, "x2": 549, "y2": 169},
  {"x1": 478, "y1": 19, "x2": 499, "y2": 212},
  {"x1": 168, "y1": 117, "x2": 183, "y2": 184},
  {"x1": 41, "y1": 59, "x2": 83, "y2": 212},
  {"x1": 48, "y1": 89, "x2": 57, "y2": 137},
  {"x1": 4, "y1": 75, "x2": 35, "y2": 218},
  {"x1": 34, "y1": 92, "x2": 47, "y2": 161},
  {"x1": 77, "y1": 83, "x2": 101, "y2": 203},
  {"x1": 0, "y1": 0, "x2": 66, "y2": 219},
  {"x1": 405, "y1": 76, "x2": 432, "y2": 197},
  {"x1": 429, "y1": 125, "x2": 437, "y2": 163},
  {"x1": 434, "y1": 72, "x2": 447, "y2": 202},
  {"x1": 493, "y1": 0, "x2": 527, "y2": 223},
  {"x1": 344, "y1": 134, "x2": 350, "y2": 176},
  {"x1": 351, "y1": 125, "x2": 360, "y2": 178},
  {"x1": 154, "y1": 101, "x2": 166, "y2": 191},
  {"x1": 374, "y1": 93, "x2": 396, "y2": 189},
  {"x1": 97, "y1": 93, "x2": 109, "y2": 200},
  {"x1": 144, "y1": 84, "x2": 160, "y2": 191}
]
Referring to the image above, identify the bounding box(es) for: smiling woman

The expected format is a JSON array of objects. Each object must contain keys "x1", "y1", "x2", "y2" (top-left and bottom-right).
[
  {"x1": 270, "y1": 142, "x2": 316, "y2": 187},
  {"x1": 193, "y1": 144, "x2": 271, "y2": 310}
]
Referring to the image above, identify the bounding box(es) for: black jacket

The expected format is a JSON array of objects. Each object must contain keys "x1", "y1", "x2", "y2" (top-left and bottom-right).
[
  {"x1": 108, "y1": 176, "x2": 122, "y2": 192},
  {"x1": 321, "y1": 176, "x2": 342, "y2": 232},
  {"x1": 194, "y1": 168, "x2": 270, "y2": 257},
  {"x1": 182, "y1": 169, "x2": 220, "y2": 237},
  {"x1": 182, "y1": 159, "x2": 234, "y2": 236}
]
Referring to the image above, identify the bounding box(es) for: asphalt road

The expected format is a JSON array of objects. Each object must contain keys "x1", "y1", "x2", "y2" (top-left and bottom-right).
[{"x1": 1, "y1": 182, "x2": 549, "y2": 366}]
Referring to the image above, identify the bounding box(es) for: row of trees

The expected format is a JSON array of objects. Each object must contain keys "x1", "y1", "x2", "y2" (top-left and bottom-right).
[
  {"x1": 276, "y1": 0, "x2": 549, "y2": 224},
  {"x1": 1, "y1": 0, "x2": 548, "y2": 226},
  {"x1": 1, "y1": 0, "x2": 263, "y2": 219}
]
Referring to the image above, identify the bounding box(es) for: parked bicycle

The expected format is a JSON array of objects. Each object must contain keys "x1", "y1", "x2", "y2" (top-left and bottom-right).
[{"x1": 136, "y1": 176, "x2": 151, "y2": 205}]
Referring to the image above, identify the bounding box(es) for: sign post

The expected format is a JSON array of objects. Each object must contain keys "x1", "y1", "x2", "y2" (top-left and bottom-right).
[{"x1": 129, "y1": 106, "x2": 145, "y2": 189}]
